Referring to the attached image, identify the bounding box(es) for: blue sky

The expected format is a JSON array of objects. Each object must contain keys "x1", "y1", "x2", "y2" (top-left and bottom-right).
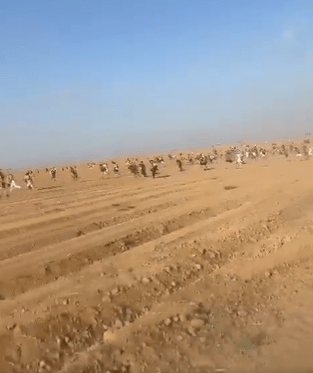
[{"x1": 1, "y1": 0, "x2": 313, "y2": 167}]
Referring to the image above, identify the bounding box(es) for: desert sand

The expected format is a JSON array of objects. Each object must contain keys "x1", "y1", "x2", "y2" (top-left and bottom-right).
[{"x1": 1, "y1": 143, "x2": 313, "y2": 373}]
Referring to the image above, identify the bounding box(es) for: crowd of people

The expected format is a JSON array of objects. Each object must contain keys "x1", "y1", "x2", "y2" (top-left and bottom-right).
[{"x1": 0, "y1": 139, "x2": 311, "y2": 199}]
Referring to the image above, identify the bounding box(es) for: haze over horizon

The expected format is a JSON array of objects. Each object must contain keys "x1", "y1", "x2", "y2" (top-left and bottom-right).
[{"x1": 1, "y1": 0, "x2": 313, "y2": 168}]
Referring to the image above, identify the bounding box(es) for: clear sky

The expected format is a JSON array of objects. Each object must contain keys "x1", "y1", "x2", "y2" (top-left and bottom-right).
[{"x1": 1, "y1": 0, "x2": 313, "y2": 167}]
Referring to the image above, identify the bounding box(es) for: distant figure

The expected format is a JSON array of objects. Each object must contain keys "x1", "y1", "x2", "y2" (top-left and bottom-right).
[
  {"x1": 0, "y1": 170, "x2": 9, "y2": 198},
  {"x1": 176, "y1": 158, "x2": 183, "y2": 171},
  {"x1": 70, "y1": 166, "x2": 78, "y2": 180},
  {"x1": 112, "y1": 161, "x2": 120, "y2": 175},
  {"x1": 199, "y1": 155, "x2": 208, "y2": 167},
  {"x1": 236, "y1": 153, "x2": 243, "y2": 169},
  {"x1": 6, "y1": 174, "x2": 21, "y2": 192},
  {"x1": 139, "y1": 161, "x2": 147, "y2": 177},
  {"x1": 24, "y1": 171, "x2": 34, "y2": 190},
  {"x1": 128, "y1": 162, "x2": 139, "y2": 176},
  {"x1": 87, "y1": 162, "x2": 96, "y2": 169},
  {"x1": 303, "y1": 144, "x2": 309, "y2": 159},
  {"x1": 245, "y1": 146, "x2": 250, "y2": 159},
  {"x1": 50, "y1": 167, "x2": 57, "y2": 181},
  {"x1": 99, "y1": 163, "x2": 109, "y2": 178},
  {"x1": 150, "y1": 161, "x2": 158, "y2": 178}
]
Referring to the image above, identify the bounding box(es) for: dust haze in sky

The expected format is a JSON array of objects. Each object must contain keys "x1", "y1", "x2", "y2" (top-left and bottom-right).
[{"x1": 1, "y1": 1, "x2": 313, "y2": 168}]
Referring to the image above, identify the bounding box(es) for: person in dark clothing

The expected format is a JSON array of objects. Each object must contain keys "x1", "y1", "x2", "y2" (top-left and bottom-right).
[
  {"x1": 200, "y1": 155, "x2": 208, "y2": 167},
  {"x1": 150, "y1": 161, "x2": 158, "y2": 178},
  {"x1": 176, "y1": 158, "x2": 183, "y2": 171},
  {"x1": 24, "y1": 171, "x2": 34, "y2": 190},
  {"x1": 70, "y1": 166, "x2": 78, "y2": 180},
  {"x1": 139, "y1": 161, "x2": 147, "y2": 177},
  {"x1": 0, "y1": 170, "x2": 5, "y2": 188}
]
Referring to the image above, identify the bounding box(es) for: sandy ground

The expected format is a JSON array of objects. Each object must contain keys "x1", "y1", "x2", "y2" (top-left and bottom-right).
[{"x1": 1, "y1": 150, "x2": 313, "y2": 373}]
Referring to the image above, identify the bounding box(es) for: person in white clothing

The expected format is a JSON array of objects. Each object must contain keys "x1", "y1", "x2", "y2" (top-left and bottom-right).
[
  {"x1": 6, "y1": 174, "x2": 21, "y2": 192},
  {"x1": 236, "y1": 153, "x2": 243, "y2": 169}
]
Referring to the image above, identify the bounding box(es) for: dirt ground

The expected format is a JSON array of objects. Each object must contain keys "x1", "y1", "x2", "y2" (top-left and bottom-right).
[{"x1": 1, "y1": 147, "x2": 313, "y2": 373}]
